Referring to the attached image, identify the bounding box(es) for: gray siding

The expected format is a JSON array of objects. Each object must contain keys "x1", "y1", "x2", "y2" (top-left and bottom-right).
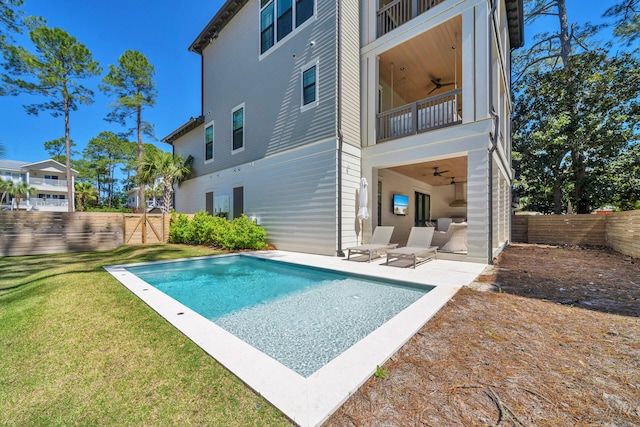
[
  {"x1": 181, "y1": 0, "x2": 338, "y2": 179},
  {"x1": 172, "y1": 122, "x2": 205, "y2": 177}
]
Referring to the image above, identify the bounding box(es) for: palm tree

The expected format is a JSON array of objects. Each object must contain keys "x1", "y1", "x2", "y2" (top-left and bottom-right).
[
  {"x1": 0, "y1": 179, "x2": 14, "y2": 208},
  {"x1": 74, "y1": 181, "x2": 98, "y2": 212},
  {"x1": 137, "y1": 151, "x2": 191, "y2": 213},
  {"x1": 12, "y1": 181, "x2": 36, "y2": 209}
]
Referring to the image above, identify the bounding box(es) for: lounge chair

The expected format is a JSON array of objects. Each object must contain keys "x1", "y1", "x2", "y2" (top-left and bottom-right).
[
  {"x1": 346, "y1": 226, "x2": 396, "y2": 262},
  {"x1": 385, "y1": 226, "x2": 437, "y2": 268},
  {"x1": 432, "y1": 223, "x2": 467, "y2": 253}
]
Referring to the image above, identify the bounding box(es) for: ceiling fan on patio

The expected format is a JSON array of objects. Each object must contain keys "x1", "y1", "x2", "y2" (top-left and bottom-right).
[
  {"x1": 433, "y1": 167, "x2": 449, "y2": 177},
  {"x1": 428, "y1": 78, "x2": 455, "y2": 95}
]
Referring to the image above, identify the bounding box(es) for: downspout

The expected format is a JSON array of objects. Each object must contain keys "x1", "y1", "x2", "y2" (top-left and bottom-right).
[
  {"x1": 488, "y1": 0, "x2": 499, "y2": 264},
  {"x1": 336, "y1": 0, "x2": 345, "y2": 257}
]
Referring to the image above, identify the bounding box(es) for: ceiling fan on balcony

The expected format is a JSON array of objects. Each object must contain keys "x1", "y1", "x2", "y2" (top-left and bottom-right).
[
  {"x1": 433, "y1": 167, "x2": 449, "y2": 177},
  {"x1": 428, "y1": 43, "x2": 459, "y2": 95},
  {"x1": 427, "y1": 78, "x2": 455, "y2": 95}
]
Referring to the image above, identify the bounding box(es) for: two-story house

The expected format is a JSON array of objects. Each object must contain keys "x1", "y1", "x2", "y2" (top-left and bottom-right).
[
  {"x1": 0, "y1": 159, "x2": 77, "y2": 211},
  {"x1": 162, "y1": 0, "x2": 523, "y2": 263}
]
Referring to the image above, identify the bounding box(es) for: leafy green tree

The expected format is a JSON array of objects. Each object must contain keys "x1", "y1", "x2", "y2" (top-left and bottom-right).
[
  {"x1": 513, "y1": 51, "x2": 640, "y2": 213},
  {"x1": 83, "y1": 131, "x2": 128, "y2": 208},
  {"x1": 100, "y1": 50, "x2": 157, "y2": 211},
  {"x1": 604, "y1": 0, "x2": 640, "y2": 46},
  {"x1": 74, "y1": 181, "x2": 98, "y2": 212},
  {"x1": 44, "y1": 137, "x2": 76, "y2": 163},
  {"x1": 0, "y1": 0, "x2": 24, "y2": 42},
  {"x1": 598, "y1": 143, "x2": 640, "y2": 210},
  {"x1": 2, "y1": 26, "x2": 101, "y2": 212},
  {"x1": 120, "y1": 142, "x2": 159, "y2": 192},
  {"x1": 137, "y1": 150, "x2": 190, "y2": 214}
]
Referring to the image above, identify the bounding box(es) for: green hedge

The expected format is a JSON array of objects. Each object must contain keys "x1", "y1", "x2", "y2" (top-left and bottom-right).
[{"x1": 169, "y1": 211, "x2": 268, "y2": 250}]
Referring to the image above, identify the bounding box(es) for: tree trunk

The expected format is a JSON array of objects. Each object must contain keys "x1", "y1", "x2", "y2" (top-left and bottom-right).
[
  {"x1": 137, "y1": 105, "x2": 145, "y2": 212},
  {"x1": 557, "y1": 0, "x2": 572, "y2": 65},
  {"x1": 553, "y1": 175, "x2": 563, "y2": 214},
  {"x1": 573, "y1": 151, "x2": 589, "y2": 213},
  {"x1": 64, "y1": 97, "x2": 74, "y2": 212},
  {"x1": 163, "y1": 176, "x2": 172, "y2": 214}
]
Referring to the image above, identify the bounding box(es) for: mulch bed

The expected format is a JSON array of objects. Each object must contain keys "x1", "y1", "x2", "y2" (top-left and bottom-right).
[{"x1": 325, "y1": 244, "x2": 640, "y2": 426}]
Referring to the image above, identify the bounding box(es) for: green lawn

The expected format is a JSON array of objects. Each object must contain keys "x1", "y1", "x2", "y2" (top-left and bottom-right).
[{"x1": 0, "y1": 245, "x2": 292, "y2": 427}]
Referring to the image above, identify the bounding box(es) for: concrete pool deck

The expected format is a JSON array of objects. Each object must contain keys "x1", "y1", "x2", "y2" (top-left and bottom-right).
[{"x1": 105, "y1": 250, "x2": 486, "y2": 427}]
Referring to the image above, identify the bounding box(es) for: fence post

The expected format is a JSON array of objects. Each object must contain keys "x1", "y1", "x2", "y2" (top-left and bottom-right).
[{"x1": 142, "y1": 213, "x2": 147, "y2": 244}]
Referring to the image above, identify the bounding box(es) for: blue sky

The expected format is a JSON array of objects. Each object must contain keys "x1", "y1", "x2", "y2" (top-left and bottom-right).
[
  {"x1": 0, "y1": 0, "x2": 623, "y2": 163},
  {"x1": 1, "y1": 0, "x2": 225, "y2": 162}
]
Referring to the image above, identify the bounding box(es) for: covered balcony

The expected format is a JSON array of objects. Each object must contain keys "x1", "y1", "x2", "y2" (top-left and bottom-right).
[
  {"x1": 30, "y1": 176, "x2": 69, "y2": 189},
  {"x1": 376, "y1": 16, "x2": 462, "y2": 143},
  {"x1": 377, "y1": 0, "x2": 447, "y2": 37}
]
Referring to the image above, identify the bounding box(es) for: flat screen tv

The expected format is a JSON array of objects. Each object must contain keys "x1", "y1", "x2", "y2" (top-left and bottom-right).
[{"x1": 393, "y1": 193, "x2": 409, "y2": 215}]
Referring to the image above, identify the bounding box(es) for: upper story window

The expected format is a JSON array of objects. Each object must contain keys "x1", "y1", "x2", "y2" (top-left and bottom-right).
[
  {"x1": 301, "y1": 60, "x2": 318, "y2": 111},
  {"x1": 204, "y1": 121, "x2": 214, "y2": 162},
  {"x1": 232, "y1": 104, "x2": 245, "y2": 153},
  {"x1": 260, "y1": 0, "x2": 314, "y2": 55}
]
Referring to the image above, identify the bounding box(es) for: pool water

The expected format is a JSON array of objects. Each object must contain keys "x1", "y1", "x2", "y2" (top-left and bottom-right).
[{"x1": 125, "y1": 255, "x2": 432, "y2": 377}]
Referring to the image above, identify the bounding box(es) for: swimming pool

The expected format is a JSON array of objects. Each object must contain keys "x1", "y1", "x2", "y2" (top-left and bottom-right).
[
  {"x1": 124, "y1": 256, "x2": 432, "y2": 377},
  {"x1": 105, "y1": 251, "x2": 484, "y2": 426}
]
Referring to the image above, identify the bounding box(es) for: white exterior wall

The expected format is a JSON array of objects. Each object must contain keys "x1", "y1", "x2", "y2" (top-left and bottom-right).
[{"x1": 375, "y1": 168, "x2": 434, "y2": 245}]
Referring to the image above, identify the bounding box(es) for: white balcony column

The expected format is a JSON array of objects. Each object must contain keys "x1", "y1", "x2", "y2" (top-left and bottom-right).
[
  {"x1": 362, "y1": 0, "x2": 377, "y2": 45},
  {"x1": 461, "y1": 7, "x2": 475, "y2": 123},
  {"x1": 474, "y1": 0, "x2": 490, "y2": 120},
  {"x1": 362, "y1": 53, "x2": 379, "y2": 147}
]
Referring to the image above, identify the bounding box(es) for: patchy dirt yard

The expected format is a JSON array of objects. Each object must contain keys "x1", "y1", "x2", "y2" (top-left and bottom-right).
[{"x1": 326, "y1": 244, "x2": 640, "y2": 427}]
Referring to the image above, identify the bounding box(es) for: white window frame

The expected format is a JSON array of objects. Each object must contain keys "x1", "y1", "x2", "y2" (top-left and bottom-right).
[
  {"x1": 232, "y1": 103, "x2": 245, "y2": 154},
  {"x1": 258, "y1": 0, "x2": 317, "y2": 61},
  {"x1": 204, "y1": 119, "x2": 215, "y2": 164},
  {"x1": 300, "y1": 59, "x2": 319, "y2": 112}
]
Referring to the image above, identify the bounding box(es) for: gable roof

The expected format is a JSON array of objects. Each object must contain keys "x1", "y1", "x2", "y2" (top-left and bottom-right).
[
  {"x1": 189, "y1": 0, "x2": 251, "y2": 54},
  {"x1": 0, "y1": 158, "x2": 78, "y2": 175},
  {"x1": 22, "y1": 159, "x2": 79, "y2": 175}
]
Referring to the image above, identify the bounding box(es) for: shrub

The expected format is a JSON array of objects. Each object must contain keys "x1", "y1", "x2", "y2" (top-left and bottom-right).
[
  {"x1": 227, "y1": 215, "x2": 268, "y2": 250},
  {"x1": 169, "y1": 212, "x2": 192, "y2": 243},
  {"x1": 169, "y1": 211, "x2": 268, "y2": 250}
]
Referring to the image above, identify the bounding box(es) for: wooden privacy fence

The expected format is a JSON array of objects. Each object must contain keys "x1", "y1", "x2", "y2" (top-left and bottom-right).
[
  {"x1": 0, "y1": 212, "x2": 170, "y2": 257},
  {"x1": 511, "y1": 210, "x2": 639, "y2": 259}
]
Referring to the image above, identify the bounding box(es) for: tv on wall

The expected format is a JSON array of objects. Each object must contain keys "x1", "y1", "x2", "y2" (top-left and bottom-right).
[{"x1": 393, "y1": 193, "x2": 409, "y2": 215}]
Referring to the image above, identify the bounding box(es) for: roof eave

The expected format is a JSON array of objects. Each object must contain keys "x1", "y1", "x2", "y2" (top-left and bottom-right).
[
  {"x1": 505, "y1": 0, "x2": 525, "y2": 49},
  {"x1": 188, "y1": 0, "x2": 251, "y2": 54},
  {"x1": 161, "y1": 116, "x2": 205, "y2": 145}
]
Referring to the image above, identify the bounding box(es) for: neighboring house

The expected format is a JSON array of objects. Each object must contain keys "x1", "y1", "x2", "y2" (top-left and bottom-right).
[
  {"x1": 162, "y1": 0, "x2": 523, "y2": 263},
  {"x1": 125, "y1": 176, "x2": 165, "y2": 211},
  {"x1": 0, "y1": 159, "x2": 78, "y2": 212}
]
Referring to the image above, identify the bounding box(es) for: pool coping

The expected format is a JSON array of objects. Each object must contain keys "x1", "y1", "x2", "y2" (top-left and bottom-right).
[{"x1": 104, "y1": 250, "x2": 486, "y2": 427}]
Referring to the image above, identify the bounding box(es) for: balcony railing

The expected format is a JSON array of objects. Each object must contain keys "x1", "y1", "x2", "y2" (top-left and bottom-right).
[
  {"x1": 33, "y1": 198, "x2": 69, "y2": 207},
  {"x1": 376, "y1": 88, "x2": 462, "y2": 142},
  {"x1": 30, "y1": 177, "x2": 68, "y2": 187},
  {"x1": 377, "y1": 0, "x2": 445, "y2": 37}
]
